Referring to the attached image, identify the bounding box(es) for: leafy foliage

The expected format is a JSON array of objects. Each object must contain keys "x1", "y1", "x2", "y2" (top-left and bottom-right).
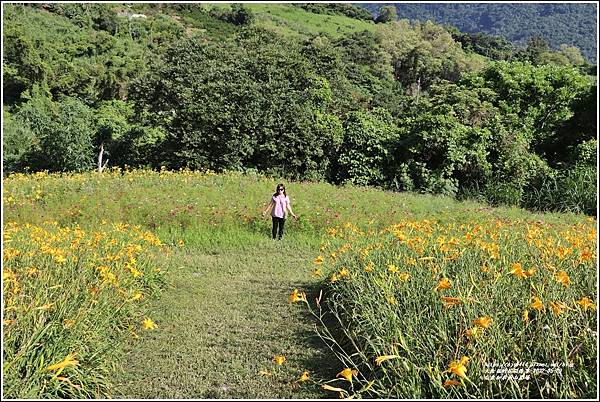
[{"x1": 2, "y1": 3, "x2": 596, "y2": 215}]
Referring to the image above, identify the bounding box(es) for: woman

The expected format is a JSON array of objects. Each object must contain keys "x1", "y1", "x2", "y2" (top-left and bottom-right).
[{"x1": 262, "y1": 183, "x2": 297, "y2": 240}]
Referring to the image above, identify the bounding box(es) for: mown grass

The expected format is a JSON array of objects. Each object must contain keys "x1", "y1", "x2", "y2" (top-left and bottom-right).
[{"x1": 3, "y1": 168, "x2": 596, "y2": 398}]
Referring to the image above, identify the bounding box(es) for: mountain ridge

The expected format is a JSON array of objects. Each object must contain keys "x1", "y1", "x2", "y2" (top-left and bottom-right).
[{"x1": 357, "y1": 2, "x2": 597, "y2": 63}]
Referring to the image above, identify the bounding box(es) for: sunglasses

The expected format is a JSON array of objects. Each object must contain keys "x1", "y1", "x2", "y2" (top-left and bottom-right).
[{"x1": 278, "y1": 188, "x2": 285, "y2": 191}]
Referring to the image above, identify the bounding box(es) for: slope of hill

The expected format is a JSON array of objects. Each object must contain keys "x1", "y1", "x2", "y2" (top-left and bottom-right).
[{"x1": 358, "y1": 3, "x2": 598, "y2": 63}]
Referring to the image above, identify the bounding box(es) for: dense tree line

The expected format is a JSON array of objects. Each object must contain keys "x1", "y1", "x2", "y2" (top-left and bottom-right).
[{"x1": 2, "y1": 4, "x2": 596, "y2": 215}]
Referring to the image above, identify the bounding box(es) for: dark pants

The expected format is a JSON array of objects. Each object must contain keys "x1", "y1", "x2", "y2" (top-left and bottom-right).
[{"x1": 272, "y1": 217, "x2": 285, "y2": 239}]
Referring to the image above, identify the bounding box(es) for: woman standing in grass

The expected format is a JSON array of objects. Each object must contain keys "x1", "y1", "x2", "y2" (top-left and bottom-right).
[{"x1": 262, "y1": 183, "x2": 297, "y2": 240}]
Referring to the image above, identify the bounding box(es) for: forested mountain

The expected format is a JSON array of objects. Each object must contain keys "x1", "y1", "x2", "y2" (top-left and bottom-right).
[
  {"x1": 2, "y1": 3, "x2": 597, "y2": 215},
  {"x1": 358, "y1": 3, "x2": 598, "y2": 63}
]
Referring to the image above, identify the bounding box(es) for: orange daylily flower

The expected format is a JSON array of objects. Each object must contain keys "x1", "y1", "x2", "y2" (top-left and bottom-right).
[
  {"x1": 509, "y1": 263, "x2": 527, "y2": 279},
  {"x1": 273, "y1": 355, "x2": 286, "y2": 365},
  {"x1": 465, "y1": 327, "x2": 483, "y2": 340},
  {"x1": 435, "y1": 278, "x2": 452, "y2": 291},
  {"x1": 473, "y1": 316, "x2": 493, "y2": 328},
  {"x1": 555, "y1": 271, "x2": 571, "y2": 287},
  {"x1": 444, "y1": 356, "x2": 470, "y2": 379},
  {"x1": 398, "y1": 272, "x2": 411, "y2": 282},
  {"x1": 289, "y1": 289, "x2": 307, "y2": 303},
  {"x1": 531, "y1": 296, "x2": 544, "y2": 311},
  {"x1": 576, "y1": 297, "x2": 596, "y2": 310},
  {"x1": 46, "y1": 353, "x2": 79, "y2": 372},
  {"x1": 142, "y1": 318, "x2": 158, "y2": 330},
  {"x1": 337, "y1": 368, "x2": 358, "y2": 382},
  {"x1": 549, "y1": 301, "x2": 566, "y2": 316}
]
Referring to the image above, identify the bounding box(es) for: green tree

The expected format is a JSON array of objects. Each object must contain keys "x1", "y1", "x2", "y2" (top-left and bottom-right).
[
  {"x1": 335, "y1": 108, "x2": 397, "y2": 186},
  {"x1": 375, "y1": 6, "x2": 397, "y2": 23},
  {"x1": 129, "y1": 29, "x2": 342, "y2": 180}
]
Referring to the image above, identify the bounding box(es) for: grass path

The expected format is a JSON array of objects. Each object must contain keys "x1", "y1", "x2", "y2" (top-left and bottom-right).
[{"x1": 114, "y1": 234, "x2": 334, "y2": 399}]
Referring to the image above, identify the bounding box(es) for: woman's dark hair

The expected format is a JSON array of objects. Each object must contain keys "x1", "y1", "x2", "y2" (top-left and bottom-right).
[{"x1": 273, "y1": 183, "x2": 287, "y2": 197}]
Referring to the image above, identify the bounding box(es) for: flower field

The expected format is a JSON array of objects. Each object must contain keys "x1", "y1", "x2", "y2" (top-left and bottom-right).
[
  {"x1": 2, "y1": 169, "x2": 597, "y2": 398},
  {"x1": 293, "y1": 217, "x2": 597, "y2": 398},
  {"x1": 3, "y1": 221, "x2": 167, "y2": 398}
]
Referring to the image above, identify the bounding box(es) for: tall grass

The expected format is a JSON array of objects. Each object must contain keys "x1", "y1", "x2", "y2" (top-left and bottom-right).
[{"x1": 522, "y1": 166, "x2": 597, "y2": 216}]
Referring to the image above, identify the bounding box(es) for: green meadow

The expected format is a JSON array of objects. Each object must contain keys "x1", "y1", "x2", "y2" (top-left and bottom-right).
[{"x1": 2, "y1": 169, "x2": 597, "y2": 398}]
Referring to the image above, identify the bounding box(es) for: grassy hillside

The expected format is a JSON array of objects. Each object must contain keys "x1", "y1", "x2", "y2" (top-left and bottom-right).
[{"x1": 246, "y1": 4, "x2": 378, "y2": 38}]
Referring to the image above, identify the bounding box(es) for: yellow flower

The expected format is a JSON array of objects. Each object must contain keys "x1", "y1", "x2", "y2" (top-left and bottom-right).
[
  {"x1": 273, "y1": 355, "x2": 286, "y2": 365},
  {"x1": 142, "y1": 318, "x2": 158, "y2": 330},
  {"x1": 330, "y1": 273, "x2": 340, "y2": 283},
  {"x1": 555, "y1": 271, "x2": 571, "y2": 287},
  {"x1": 509, "y1": 263, "x2": 527, "y2": 279},
  {"x1": 523, "y1": 309, "x2": 529, "y2": 322},
  {"x1": 531, "y1": 296, "x2": 544, "y2": 311},
  {"x1": 445, "y1": 356, "x2": 469, "y2": 379},
  {"x1": 54, "y1": 255, "x2": 67, "y2": 264},
  {"x1": 289, "y1": 289, "x2": 307, "y2": 304},
  {"x1": 388, "y1": 296, "x2": 397, "y2": 305},
  {"x1": 364, "y1": 261, "x2": 374, "y2": 272},
  {"x1": 576, "y1": 297, "x2": 596, "y2": 310},
  {"x1": 465, "y1": 327, "x2": 483, "y2": 339},
  {"x1": 387, "y1": 264, "x2": 399, "y2": 274},
  {"x1": 339, "y1": 267, "x2": 349, "y2": 278},
  {"x1": 131, "y1": 292, "x2": 144, "y2": 301},
  {"x1": 549, "y1": 301, "x2": 566, "y2": 316},
  {"x1": 46, "y1": 353, "x2": 79, "y2": 372},
  {"x1": 337, "y1": 368, "x2": 358, "y2": 382},
  {"x1": 26, "y1": 267, "x2": 39, "y2": 276},
  {"x1": 63, "y1": 319, "x2": 75, "y2": 328},
  {"x1": 398, "y1": 272, "x2": 411, "y2": 282},
  {"x1": 314, "y1": 256, "x2": 324, "y2": 265},
  {"x1": 473, "y1": 316, "x2": 493, "y2": 329},
  {"x1": 580, "y1": 250, "x2": 593, "y2": 262},
  {"x1": 299, "y1": 371, "x2": 310, "y2": 382},
  {"x1": 312, "y1": 268, "x2": 323, "y2": 277},
  {"x1": 443, "y1": 379, "x2": 462, "y2": 388},
  {"x1": 375, "y1": 355, "x2": 400, "y2": 365},
  {"x1": 435, "y1": 278, "x2": 452, "y2": 291}
]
